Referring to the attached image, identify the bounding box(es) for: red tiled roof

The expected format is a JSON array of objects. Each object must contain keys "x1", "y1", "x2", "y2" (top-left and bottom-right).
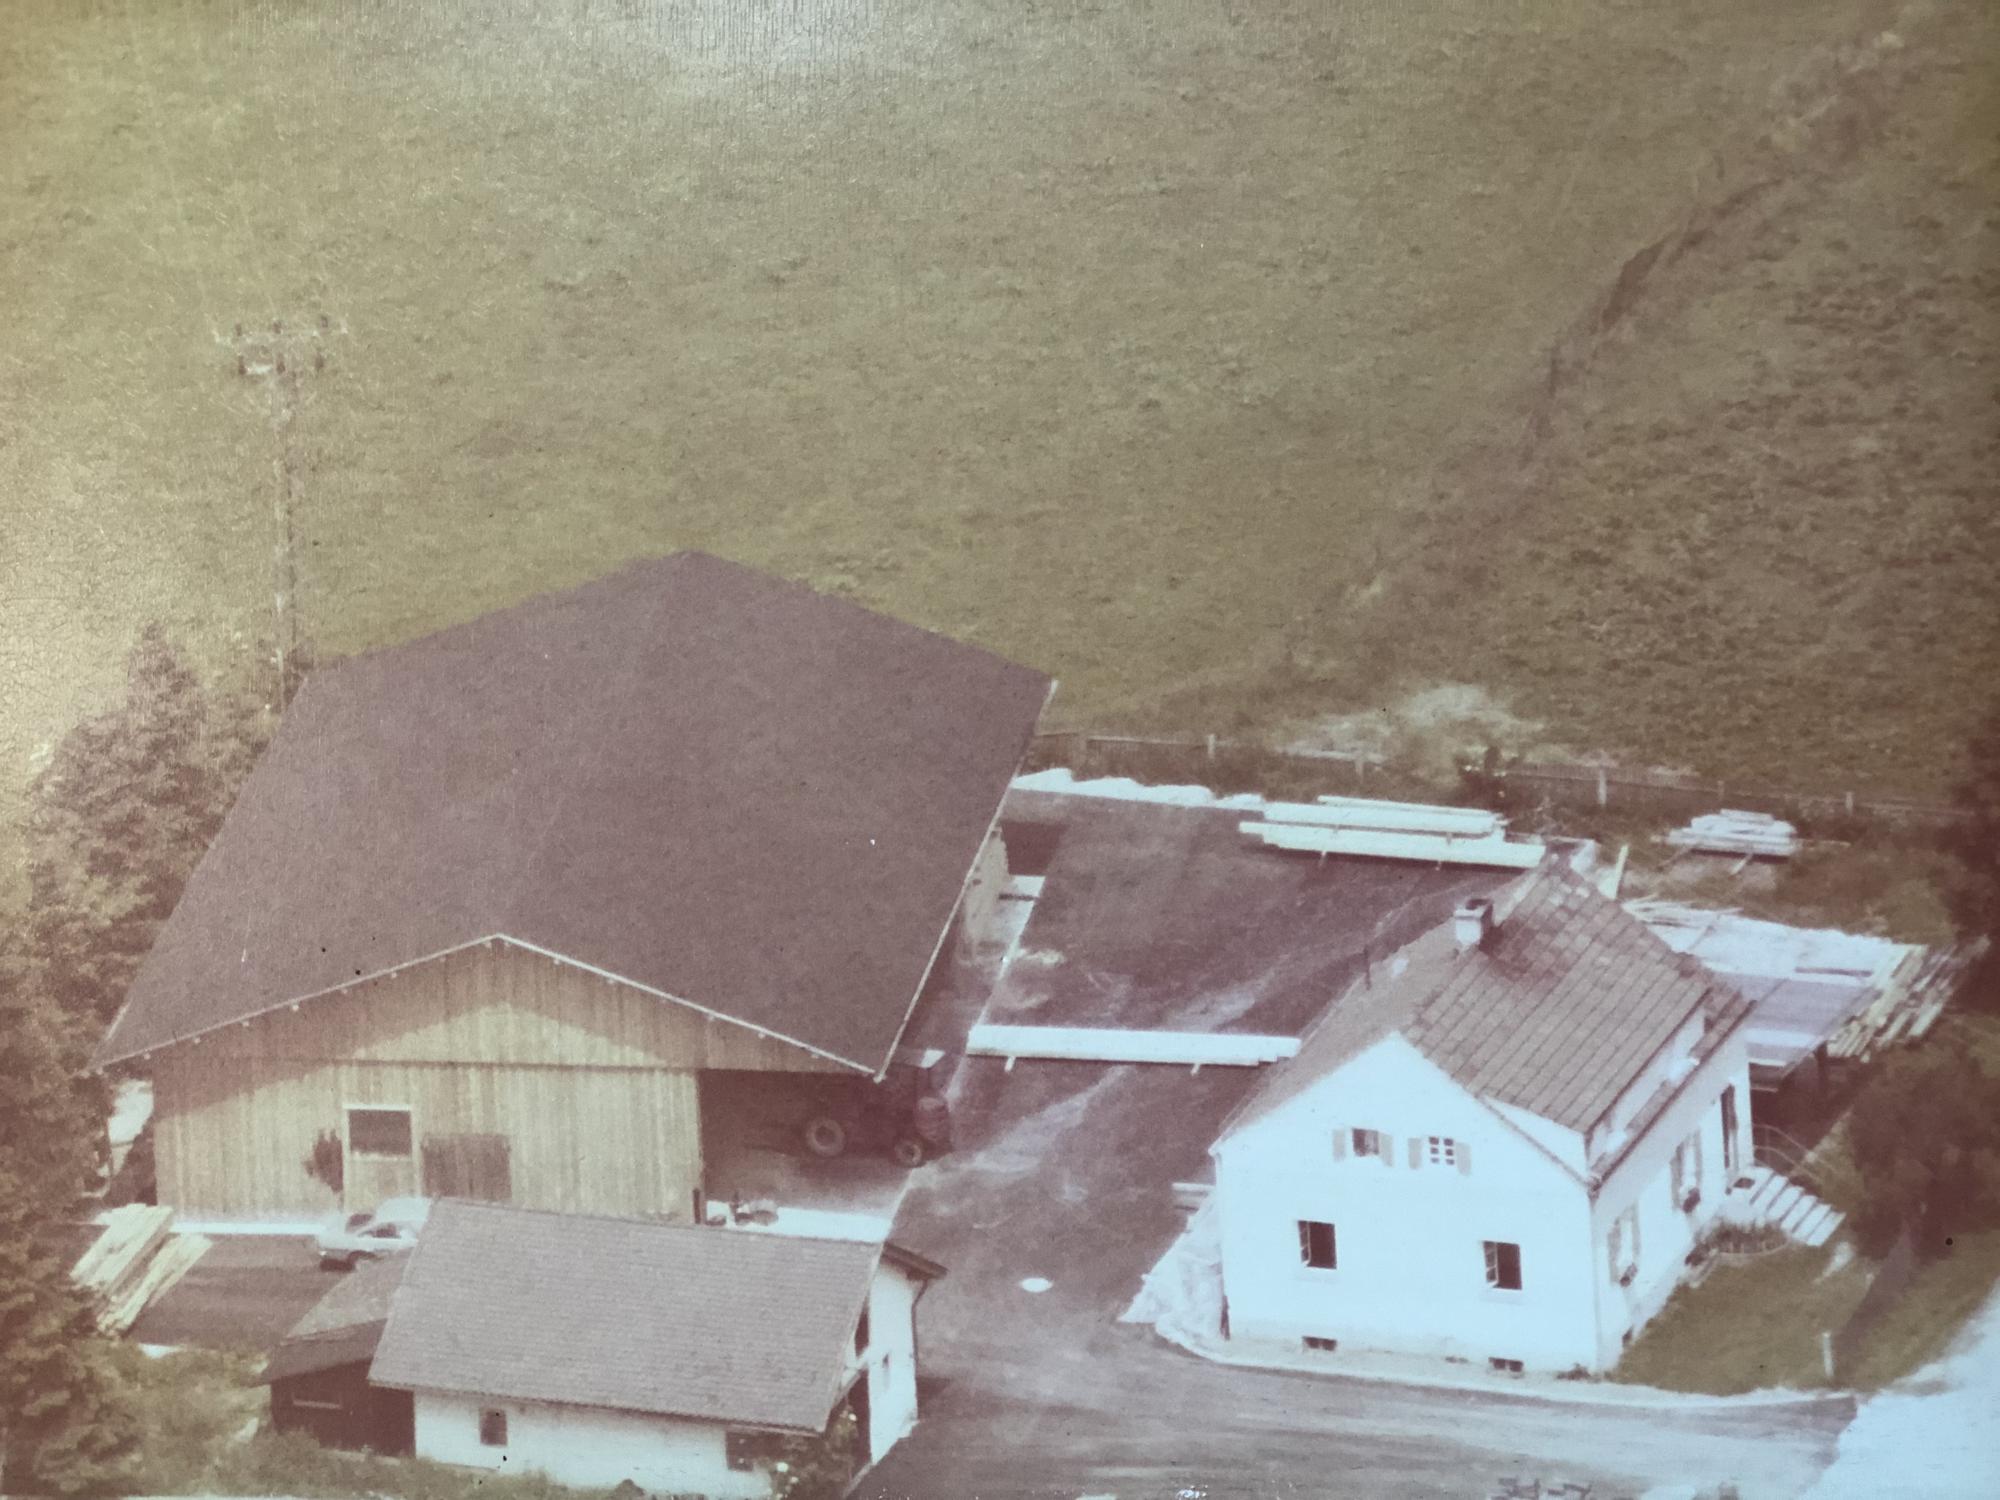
[{"x1": 1223, "y1": 857, "x2": 1750, "y2": 1139}]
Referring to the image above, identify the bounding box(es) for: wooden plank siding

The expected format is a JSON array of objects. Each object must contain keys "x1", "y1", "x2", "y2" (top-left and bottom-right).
[{"x1": 149, "y1": 940, "x2": 850, "y2": 1221}]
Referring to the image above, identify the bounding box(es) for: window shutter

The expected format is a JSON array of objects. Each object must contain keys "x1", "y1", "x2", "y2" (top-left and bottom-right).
[
  {"x1": 1331, "y1": 1129, "x2": 1348, "y2": 1161},
  {"x1": 1407, "y1": 1137, "x2": 1423, "y2": 1169},
  {"x1": 1381, "y1": 1135, "x2": 1396, "y2": 1166},
  {"x1": 1607, "y1": 1223, "x2": 1620, "y2": 1279},
  {"x1": 1631, "y1": 1206, "x2": 1642, "y2": 1264},
  {"x1": 1298, "y1": 1221, "x2": 1311, "y2": 1264},
  {"x1": 1457, "y1": 1140, "x2": 1473, "y2": 1176},
  {"x1": 1670, "y1": 1147, "x2": 1683, "y2": 1200}
]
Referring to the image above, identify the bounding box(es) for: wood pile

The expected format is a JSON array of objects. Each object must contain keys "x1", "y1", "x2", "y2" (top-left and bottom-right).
[
  {"x1": 71, "y1": 1204, "x2": 211, "y2": 1335},
  {"x1": 1665, "y1": 810, "x2": 1801, "y2": 859},
  {"x1": 1826, "y1": 941, "x2": 1980, "y2": 1062}
]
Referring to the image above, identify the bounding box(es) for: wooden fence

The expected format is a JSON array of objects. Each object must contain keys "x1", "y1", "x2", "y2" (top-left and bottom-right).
[
  {"x1": 1829, "y1": 1228, "x2": 1920, "y2": 1384},
  {"x1": 1485, "y1": 761, "x2": 1968, "y2": 831},
  {"x1": 1028, "y1": 731, "x2": 1969, "y2": 831}
]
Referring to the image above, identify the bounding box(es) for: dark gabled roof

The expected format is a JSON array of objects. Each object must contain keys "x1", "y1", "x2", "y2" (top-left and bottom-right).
[
  {"x1": 369, "y1": 1201, "x2": 938, "y2": 1431},
  {"x1": 94, "y1": 553, "x2": 1051, "y2": 1072},
  {"x1": 1222, "y1": 856, "x2": 1752, "y2": 1140},
  {"x1": 259, "y1": 1253, "x2": 409, "y2": 1385},
  {"x1": 261, "y1": 1320, "x2": 388, "y2": 1385}
]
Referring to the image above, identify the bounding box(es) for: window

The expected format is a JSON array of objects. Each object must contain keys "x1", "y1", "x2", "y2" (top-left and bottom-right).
[
  {"x1": 1297, "y1": 1219, "x2": 1337, "y2": 1270},
  {"x1": 1671, "y1": 1132, "x2": 1703, "y2": 1209},
  {"x1": 347, "y1": 1106, "x2": 412, "y2": 1158},
  {"x1": 1608, "y1": 1206, "x2": 1640, "y2": 1284},
  {"x1": 854, "y1": 1303, "x2": 870, "y2": 1358},
  {"x1": 1350, "y1": 1128, "x2": 1385, "y2": 1160},
  {"x1": 478, "y1": 1409, "x2": 507, "y2": 1447},
  {"x1": 1427, "y1": 1135, "x2": 1458, "y2": 1167},
  {"x1": 1302, "y1": 1335, "x2": 1339, "y2": 1352},
  {"x1": 1484, "y1": 1240, "x2": 1523, "y2": 1291},
  {"x1": 1489, "y1": 1357, "x2": 1524, "y2": 1375}
]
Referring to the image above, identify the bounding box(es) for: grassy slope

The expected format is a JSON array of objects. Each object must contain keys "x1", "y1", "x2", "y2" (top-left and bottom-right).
[
  {"x1": 0, "y1": 0, "x2": 1907, "y2": 835},
  {"x1": 1329, "y1": 0, "x2": 2000, "y2": 794}
]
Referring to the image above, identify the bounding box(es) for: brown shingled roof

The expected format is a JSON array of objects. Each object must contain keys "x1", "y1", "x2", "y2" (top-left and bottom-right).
[
  {"x1": 1222, "y1": 856, "x2": 1750, "y2": 1141},
  {"x1": 94, "y1": 553, "x2": 1052, "y2": 1072},
  {"x1": 368, "y1": 1201, "x2": 937, "y2": 1432}
]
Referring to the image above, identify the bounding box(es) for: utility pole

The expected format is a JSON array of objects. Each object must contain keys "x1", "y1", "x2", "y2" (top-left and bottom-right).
[{"x1": 224, "y1": 314, "x2": 341, "y2": 711}]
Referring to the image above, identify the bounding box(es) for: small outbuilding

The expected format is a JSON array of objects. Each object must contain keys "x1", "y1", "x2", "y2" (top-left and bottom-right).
[
  {"x1": 368, "y1": 1200, "x2": 942, "y2": 1497},
  {"x1": 260, "y1": 1254, "x2": 413, "y2": 1455}
]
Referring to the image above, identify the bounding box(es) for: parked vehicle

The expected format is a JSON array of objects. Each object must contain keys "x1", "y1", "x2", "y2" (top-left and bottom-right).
[
  {"x1": 315, "y1": 1196, "x2": 432, "y2": 1269},
  {"x1": 799, "y1": 1052, "x2": 953, "y2": 1166}
]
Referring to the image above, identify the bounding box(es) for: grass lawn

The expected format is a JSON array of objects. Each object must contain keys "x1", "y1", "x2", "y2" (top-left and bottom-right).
[
  {"x1": 4, "y1": 0, "x2": 1991, "y2": 862},
  {"x1": 1611, "y1": 1243, "x2": 1872, "y2": 1395},
  {"x1": 1842, "y1": 1229, "x2": 2000, "y2": 1390}
]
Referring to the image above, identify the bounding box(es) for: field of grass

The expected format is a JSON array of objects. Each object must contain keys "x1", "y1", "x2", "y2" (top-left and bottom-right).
[
  {"x1": 1322, "y1": 0, "x2": 2000, "y2": 794},
  {"x1": 1612, "y1": 1242, "x2": 1871, "y2": 1394},
  {"x1": 4, "y1": 0, "x2": 1968, "y2": 850}
]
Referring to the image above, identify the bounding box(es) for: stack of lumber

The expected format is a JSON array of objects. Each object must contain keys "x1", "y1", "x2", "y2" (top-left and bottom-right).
[
  {"x1": 1665, "y1": 810, "x2": 1800, "y2": 859},
  {"x1": 1242, "y1": 795, "x2": 1542, "y2": 870},
  {"x1": 1826, "y1": 941, "x2": 1979, "y2": 1062},
  {"x1": 71, "y1": 1204, "x2": 211, "y2": 1335}
]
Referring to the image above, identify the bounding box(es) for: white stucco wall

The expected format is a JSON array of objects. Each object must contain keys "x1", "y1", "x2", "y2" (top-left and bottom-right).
[
  {"x1": 1588, "y1": 1027, "x2": 1754, "y2": 1368},
  {"x1": 412, "y1": 1392, "x2": 770, "y2": 1499},
  {"x1": 861, "y1": 1263, "x2": 922, "y2": 1465},
  {"x1": 1214, "y1": 1036, "x2": 1602, "y2": 1371}
]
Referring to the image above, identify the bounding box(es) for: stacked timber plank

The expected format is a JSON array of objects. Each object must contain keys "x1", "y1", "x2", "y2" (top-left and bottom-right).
[
  {"x1": 71, "y1": 1204, "x2": 211, "y2": 1335},
  {"x1": 1241, "y1": 795, "x2": 1543, "y2": 870},
  {"x1": 1665, "y1": 810, "x2": 1800, "y2": 859},
  {"x1": 1826, "y1": 941, "x2": 1981, "y2": 1062}
]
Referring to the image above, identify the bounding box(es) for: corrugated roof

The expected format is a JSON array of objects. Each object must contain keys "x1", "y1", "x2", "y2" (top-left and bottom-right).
[
  {"x1": 369, "y1": 1201, "x2": 936, "y2": 1431},
  {"x1": 94, "y1": 553, "x2": 1051, "y2": 1072},
  {"x1": 1223, "y1": 857, "x2": 1750, "y2": 1140}
]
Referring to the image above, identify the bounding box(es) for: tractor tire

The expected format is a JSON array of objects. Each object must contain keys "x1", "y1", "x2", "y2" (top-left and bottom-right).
[
  {"x1": 803, "y1": 1115, "x2": 849, "y2": 1159},
  {"x1": 890, "y1": 1136, "x2": 927, "y2": 1168}
]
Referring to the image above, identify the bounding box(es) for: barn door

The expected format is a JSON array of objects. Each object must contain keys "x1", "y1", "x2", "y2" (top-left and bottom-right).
[{"x1": 421, "y1": 1133, "x2": 513, "y2": 1202}]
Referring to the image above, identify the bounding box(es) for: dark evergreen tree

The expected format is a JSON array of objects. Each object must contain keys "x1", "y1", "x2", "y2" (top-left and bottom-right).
[
  {"x1": 0, "y1": 938, "x2": 140, "y2": 1493},
  {"x1": 1846, "y1": 1045, "x2": 2000, "y2": 1258},
  {"x1": 25, "y1": 624, "x2": 269, "y2": 1034}
]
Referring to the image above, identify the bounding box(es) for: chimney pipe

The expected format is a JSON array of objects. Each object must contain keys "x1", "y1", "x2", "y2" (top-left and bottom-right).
[{"x1": 1454, "y1": 897, "x2": 1494, "y2": 952}]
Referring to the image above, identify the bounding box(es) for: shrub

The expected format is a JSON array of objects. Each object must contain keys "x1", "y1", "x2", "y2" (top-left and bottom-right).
[{"x1": 1845, "y1": 1048, "x2": 2000, "y2": 1257}]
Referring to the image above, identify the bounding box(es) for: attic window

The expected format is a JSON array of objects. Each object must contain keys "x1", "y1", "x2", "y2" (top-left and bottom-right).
[
  {"x1": 1427, "y1": 1136, "x2": 1458, "y2": 1168},
  {"x1": 348, "y1": 1106, "x2": 412, "y2": 1158},
  {"x1": 1350, "y1": 1128, "x2": 1386, "y2": 1160}
]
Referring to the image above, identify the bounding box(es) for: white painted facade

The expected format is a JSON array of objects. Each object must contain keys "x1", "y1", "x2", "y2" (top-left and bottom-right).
[
  {"x1": 1213, "y1": 1024, "x2": 1752, "y2": 1373},
  {"x1": 398, "y1": 1257, "x2": 928, "y2": 1492},
  {"x1": 861, "y1": 1258, "x2": 922, "y2": 1464},
  {"x1": 414, "y1": 1392, "x2": 769, "y2": 1500}
]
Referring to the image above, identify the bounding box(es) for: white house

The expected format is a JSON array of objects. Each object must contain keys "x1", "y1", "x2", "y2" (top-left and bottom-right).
[
  {"x1": 1210, "y1": 856, "x2": 1754, "y2": 1374},
  {"x1": 368, "y1": 1200, "x2": 942, "y2": 1496}
]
